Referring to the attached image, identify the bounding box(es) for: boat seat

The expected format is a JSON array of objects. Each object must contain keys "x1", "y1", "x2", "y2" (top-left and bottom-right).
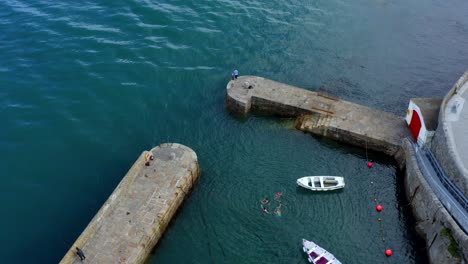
[
  {"x1": 323, "y1": 180, "x2": 338, "y2": 184},
  {"x1": 309, "y1": 251, "x2": 319, "y2": 259},
  {"x1": 316, "y1": 257, "x2": 329, "y2": 264}
]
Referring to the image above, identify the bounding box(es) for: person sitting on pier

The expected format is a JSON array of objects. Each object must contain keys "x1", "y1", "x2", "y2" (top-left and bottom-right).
[{"x1": 145, "y1": 152, "x2": 154, "y2": 166}]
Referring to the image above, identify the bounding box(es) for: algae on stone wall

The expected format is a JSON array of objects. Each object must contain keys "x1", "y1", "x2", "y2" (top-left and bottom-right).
[{"x1": 441, "y1": 228, "x2": 461, "y2": 258}]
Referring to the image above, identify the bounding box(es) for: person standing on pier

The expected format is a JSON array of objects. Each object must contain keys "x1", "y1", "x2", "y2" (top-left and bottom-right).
[
  {"x1": 233, "y1": 69, "x2": 239, "y2": 79},
  {"x1": 76, "y1": 247, "x2": 86, "y2": 261}
]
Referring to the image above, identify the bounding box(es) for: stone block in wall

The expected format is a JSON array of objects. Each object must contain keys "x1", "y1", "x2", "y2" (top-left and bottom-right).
[{"x1": 251, "y1": 96, "x2": 310, "y2": 117}]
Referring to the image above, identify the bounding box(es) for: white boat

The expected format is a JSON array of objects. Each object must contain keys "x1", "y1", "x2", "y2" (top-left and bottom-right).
[
  {"x1": 296, "y1": 176, "x2": 345, "y2": 191},
  {"x1": 302, "y1": 239, "x2": 342, "y2": 264}
]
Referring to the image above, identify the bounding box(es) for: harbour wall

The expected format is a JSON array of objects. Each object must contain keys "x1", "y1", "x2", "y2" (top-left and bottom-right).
[
  {"x1": 431, "y1": 71, "x2": 468, "y2": 197},
  {"x1": 226, "y1": 75, "x2": 467, "y2": 263},
  {"x1": 226, "y1": 76, "x2": 411, "y2": 164},
  {"x1": 60, "y1": 143, "x2": 200, "y2": 264},
  {"x1": 403, "y1": 139, "x2": 467, "y2": 263}
]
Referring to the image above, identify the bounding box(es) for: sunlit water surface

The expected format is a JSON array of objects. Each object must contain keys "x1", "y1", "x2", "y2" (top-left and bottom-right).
[{"x1": 1, "y1": 0, "x2": 467, "y2": 263}]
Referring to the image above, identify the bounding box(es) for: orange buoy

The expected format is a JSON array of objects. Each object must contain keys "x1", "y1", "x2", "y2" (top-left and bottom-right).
[
  {"x1": 385, "y1": 249, "x2": 392, "y2": 256},
  {"x1": 376, "y1": 204, "x2": 383, "y2": 212},
  {"x1": 367, "y1": 162, "x2": 373, "y2": 168}
]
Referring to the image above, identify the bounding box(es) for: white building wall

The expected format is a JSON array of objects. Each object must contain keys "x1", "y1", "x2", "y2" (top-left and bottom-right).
[{"x1": 406, "y1": 100, "x2": 428, "y2": 145}]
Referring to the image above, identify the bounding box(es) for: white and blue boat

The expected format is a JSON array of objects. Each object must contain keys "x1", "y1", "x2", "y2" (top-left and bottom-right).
[{"x1": 297, "y1": 176, "x2": 345, "y2": 191}]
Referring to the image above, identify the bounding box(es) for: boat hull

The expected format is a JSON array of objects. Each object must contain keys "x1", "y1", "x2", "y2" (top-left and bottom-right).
[
  {"x1": 302, "y1": 239, "x2": 342, "y2": 264},
  {"x1": 297, "y1": 176, "x2": 345, "y2": 191}
]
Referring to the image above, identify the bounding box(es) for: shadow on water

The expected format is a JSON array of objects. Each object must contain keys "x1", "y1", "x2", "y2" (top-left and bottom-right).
[
  {"x1": 394, "y1": 169, "x2": 429, "y2": 263},
  {"x1": 312, "y1": 134, "x2": 398, "y2": 166},
  {"x1": 295, "y1": 186, "x2": 345, "y2": 196}
]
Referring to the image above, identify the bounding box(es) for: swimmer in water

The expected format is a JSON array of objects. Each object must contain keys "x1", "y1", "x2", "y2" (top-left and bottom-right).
[
  {"x1": 274, "y1": 201, "x2": 282, "y2": 217},
  {"x1": 261, "y1": 198, "x2": 270, "y2": 204},
  {"x1": 274, "y1": 207, "x2": 282, "y2": 217},
  {"x1": 261, "y1": 205, "x2": 270, "y2": 214},
  {"x1": 275, "y1": 192, "x2": 282, "y2": 201}
]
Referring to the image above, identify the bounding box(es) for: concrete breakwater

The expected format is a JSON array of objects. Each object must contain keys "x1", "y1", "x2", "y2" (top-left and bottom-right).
[
  {"x1": 226, "y1": 75, "x2": 467, "y2": 263},
  {"x1": 60, "y1": 143, "x2": 200, "y2": 264},
  {"x1": 226, "y1": 76, "x2": 412, "y2": 164}
]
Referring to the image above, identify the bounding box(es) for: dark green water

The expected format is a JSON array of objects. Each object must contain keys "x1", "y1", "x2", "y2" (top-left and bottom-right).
[{"x1": 1, "y1": 0, "x2": 467, "y2": 263}]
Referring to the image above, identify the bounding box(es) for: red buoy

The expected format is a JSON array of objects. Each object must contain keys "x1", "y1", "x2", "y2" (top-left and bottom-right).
[
  {"x1": 376, "y1": 204, "x2": 383, "y2": 212},
  {"x1": 367, "y1": 162, "x2": 373, "y2": 168},
  {"x1": 385, "y1": 249, "x2": 393, "y2": 256}
]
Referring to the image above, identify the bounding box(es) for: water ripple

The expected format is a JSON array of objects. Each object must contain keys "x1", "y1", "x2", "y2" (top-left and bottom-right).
[
  {"x1": 193, "y1": 26, "x2": 221, "y2": 33},
  {"x1": 137, "y1": 22, "x2": 167, "y2": 29},
  {"x1": 67, "y1": 21, "x2": 121, "y2": 33},
  {"x1": 2, "y1": 0, "x2": 464, "y2": 262},
  {"x1": 165, "y1": 42, "x2": 189, "y2": 50},
  {"x1": 167, "y1": 66, "x2": 215, "y2": 71},
  {"x1": 4, "y1": 0, "x2": 50, "y2": 18},
  {"x1": 84, "y1": 36, "x2": 132, "y2": 45}
]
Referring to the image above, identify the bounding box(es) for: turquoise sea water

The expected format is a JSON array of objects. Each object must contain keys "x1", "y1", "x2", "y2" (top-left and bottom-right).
[{"x1": 1, "y1": 0, "x2": 468, "y2": 263}]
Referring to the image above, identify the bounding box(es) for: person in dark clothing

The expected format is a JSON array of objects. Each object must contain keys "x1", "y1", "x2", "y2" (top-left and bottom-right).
[{"x1": 76, "y1": 247, "x2": 86, "y2": 261}]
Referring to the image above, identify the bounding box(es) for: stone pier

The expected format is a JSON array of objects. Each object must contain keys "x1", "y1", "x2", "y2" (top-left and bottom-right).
[
  {"x1": 60, "y1": 143, "x2": 200, "y2": 264},
  {"x1": 226, "y1": 76, "x2": 412, "y2": 160}
]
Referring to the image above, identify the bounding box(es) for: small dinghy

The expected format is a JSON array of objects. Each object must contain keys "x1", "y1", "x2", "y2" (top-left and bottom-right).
[
  {"x1": 297, "y1": 176, "x2": 345, "y2": 191},
  {"x1": 302, "y1": 239, "x2": 342, "y2": 264}
]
